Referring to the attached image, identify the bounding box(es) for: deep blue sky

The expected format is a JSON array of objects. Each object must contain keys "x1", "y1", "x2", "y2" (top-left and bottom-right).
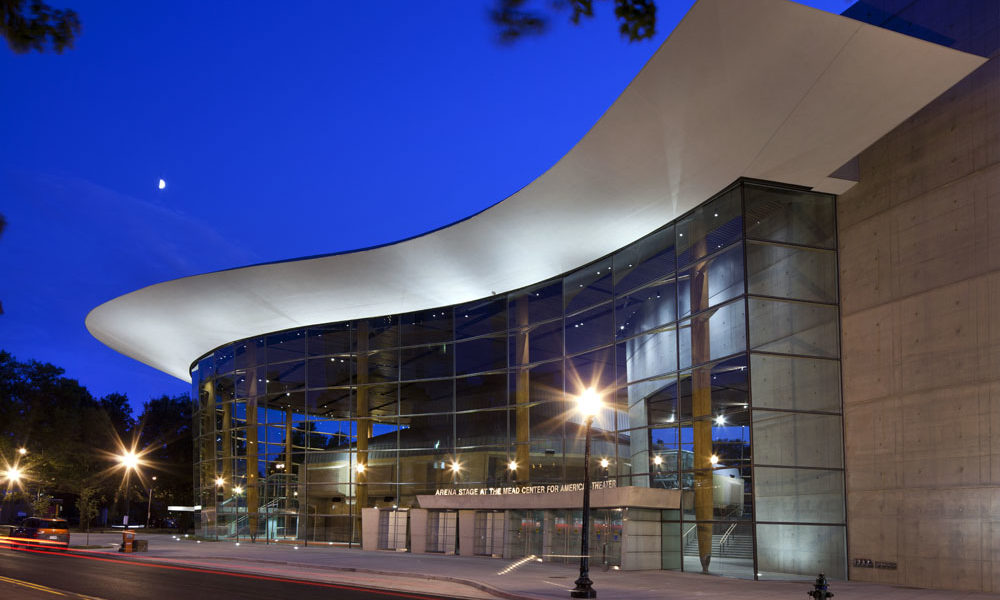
[{"x1": 0, "y1": 0, "x2": 853, "y2": 410}]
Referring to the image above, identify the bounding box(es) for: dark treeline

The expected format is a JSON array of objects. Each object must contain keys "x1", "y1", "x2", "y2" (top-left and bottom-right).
[{"x1": 0, "y1": 350, "x2": 191, "y2": 529}]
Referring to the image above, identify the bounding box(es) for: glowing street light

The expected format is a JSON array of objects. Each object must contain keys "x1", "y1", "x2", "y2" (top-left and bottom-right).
[
  {"x1": 571, "y1": 387, "x2": 602, "y2": 599},
  {"x1": 116, "y1": 449, "x2": 143, "y2": 529},
  {"x1": 710, "y1": 454, "x2": 720, "y2": 466},
  {"x1": 355, "y1": 463, "x2": 366, "y2": 474},
  {"x1": 17, "y1": 448, "x2": 27, "y2": 456},
  {"x1": 215, "y1": 477, "x2": 225, "y2": 487},
  {"x1": 450, "y1": 461, "x2": 461, "y2": 473},
  {"x1": 233, "y1": 485, "x2": 244, "y2": 544},
  {"x1": 599, "y1": 458, "x2": 609, "y2": 469},
  {"x1": 653, "y1": 455, "x2": 663, "y2": 466},
  {"x1": 3, "y1": 466, "x2": 21, "y2": 484}
]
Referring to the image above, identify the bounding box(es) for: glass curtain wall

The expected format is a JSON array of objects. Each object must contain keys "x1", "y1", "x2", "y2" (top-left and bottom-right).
[{"x1": 191, "y1": 179, "x2": 845, "y2": 579}]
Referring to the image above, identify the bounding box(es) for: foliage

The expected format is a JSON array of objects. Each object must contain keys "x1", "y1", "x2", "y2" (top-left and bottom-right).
[
  {"x1": 0, "y1": 0, "x2": 80, "y2": 54},
  {"x1": 75, "y1": 485, "x2": 100, "y2": 531},
  {"x1": 0, "y1": 350, "x2": 192, "y2": 529},
  {"x1": 0, "y1": 351, "x2": 119, "y2": 495},
  {"x1": 491, "y1": 0, "x2": 657, "y2": 43},
  {"x1": 137, "y1": 395, "x2": 193, "y2": 506},
  {"x1": 30, "y1": 492, "x2": 52, "y2": 516}
]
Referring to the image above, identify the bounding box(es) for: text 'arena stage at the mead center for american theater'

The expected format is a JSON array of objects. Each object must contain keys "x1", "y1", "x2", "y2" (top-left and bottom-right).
[{"x1": 88, "y1": 0, "x2": 1000, "y2": 591}]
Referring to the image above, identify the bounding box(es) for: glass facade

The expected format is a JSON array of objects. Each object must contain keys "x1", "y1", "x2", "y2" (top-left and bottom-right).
[{"x1": 192, "y1": 179, "x2": 845, "y2": 579}]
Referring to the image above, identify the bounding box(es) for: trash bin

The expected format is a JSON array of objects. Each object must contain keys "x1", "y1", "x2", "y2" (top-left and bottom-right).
[{"x1": 120, "y1": 530, "x2": 135, "y2": 553}]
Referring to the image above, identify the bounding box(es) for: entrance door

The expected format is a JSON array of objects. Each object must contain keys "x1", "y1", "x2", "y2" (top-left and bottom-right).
[
  {"x1": 473, "y1": 511, "x2": 505, "y2": 556},
  {"x1": 507, "y1": 510, "x2": 544, "y2": 558},
  {"x1": 426, "y1": 511, "x2": 457, "y2": 554}
]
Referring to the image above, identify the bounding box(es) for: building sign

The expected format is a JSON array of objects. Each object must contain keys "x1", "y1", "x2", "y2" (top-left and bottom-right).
[
  {"x1": 434, "y1": 479, "x2": 616, "y2": 496},
  {"x1": 853, "y1": 558, "x2": 897, "y2": 570}
]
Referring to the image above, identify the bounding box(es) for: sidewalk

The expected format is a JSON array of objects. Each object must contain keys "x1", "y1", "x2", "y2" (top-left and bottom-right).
[{"x1": 73, "y1": 533, "x2": 1000, "y2": 600}]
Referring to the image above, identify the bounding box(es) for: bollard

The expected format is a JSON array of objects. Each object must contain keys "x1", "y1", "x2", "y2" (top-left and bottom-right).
[{"x1": 807, "y1": 573, "x2": 833, "y2": 599}]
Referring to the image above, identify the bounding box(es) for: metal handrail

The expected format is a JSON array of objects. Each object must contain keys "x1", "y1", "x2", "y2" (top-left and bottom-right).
[
  {"x1": 682, "y1": 524, "x2": 697, "y2": 549},
  {"x1": 718, "y1": 522, "x2": 738, "y2": 555}
]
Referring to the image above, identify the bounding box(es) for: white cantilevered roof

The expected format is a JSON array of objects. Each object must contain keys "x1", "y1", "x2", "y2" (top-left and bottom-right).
[{"x1": 86, "y1": 0, "x2": 986, "y2": 382}]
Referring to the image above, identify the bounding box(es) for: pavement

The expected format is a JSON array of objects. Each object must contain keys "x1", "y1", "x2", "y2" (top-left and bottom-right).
[{"x1": 69, "y1": 532, "x2": 1000, "y2": 600}]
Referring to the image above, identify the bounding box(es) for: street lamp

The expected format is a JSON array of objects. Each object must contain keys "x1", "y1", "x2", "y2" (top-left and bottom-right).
[
  {"x1": 17, "y1": 448, "x2": 27, "y2": 456},
  {"x1": 571, "y1": 387, "x2": 601, "y2": 599},
  {"x1": 117, "y1": 450, "x2": 141, "y2": 529},
  {"x1": 215, "y1": 477, "x2": 225, "y2": 541},
  {"x1": 146, "y1": 476, "x2": 157, "y2": 530},
  {"x1": 233, "y1": 485, "x2": 244, "y2": 544}
]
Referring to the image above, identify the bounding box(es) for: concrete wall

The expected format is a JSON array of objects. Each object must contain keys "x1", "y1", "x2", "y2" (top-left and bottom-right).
[{"x1": 838, "y1": 13, "x2": 1000, "y2": 591}]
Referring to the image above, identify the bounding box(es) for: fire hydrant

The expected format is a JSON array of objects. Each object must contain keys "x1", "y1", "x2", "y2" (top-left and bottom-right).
[{"x1": 807, "y1": 573, "x2": 833, "y2": 599}]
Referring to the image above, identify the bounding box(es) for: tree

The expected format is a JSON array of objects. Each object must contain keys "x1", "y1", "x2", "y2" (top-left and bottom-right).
[
  {"x1": 100, "y1": 392, "x2": 135, "y2": 444},
  {"x1": 30, "y1": 492, "x2": 52, "y2": 516},
  {"x1": 491, "y1": 0, "x2": 657, "y2": 43},
  {"x1": 0, "y1": 0, "x2": 80, "y2": 54},
  {"x1": 75, "y1": 485, "x2": 100, "y2": 544},
  {"x1": 136, "y1": 395, "x2": 193, "y2": 523}
]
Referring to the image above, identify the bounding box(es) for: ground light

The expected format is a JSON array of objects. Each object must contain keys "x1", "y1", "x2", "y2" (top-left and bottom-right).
[{"x1": 571, "y1": 387, "x2": 601, "y2": 599}]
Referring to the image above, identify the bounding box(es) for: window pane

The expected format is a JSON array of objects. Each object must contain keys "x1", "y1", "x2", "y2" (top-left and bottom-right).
[
  {"x1": 456, "y1": 297, "x2": 506, "y2": 339},
  {"x1": 234, "y1": 338, "x2": 265, "y2": 370},
  {"x1": 364, "y1": 316, "x2": 398, "y2": 350},
  {"x1": 748, "y1": 298, "x2": 839, "y2": 358},
  {"x1": 615, "y1": 278, "x2": 677, "y2": 339},
  {"x1": 618, "y1": 328, "x2": 678, "y2": 384},
  {"x1": 306, "y1": 388, "x2": 352, "y2": 419},
  {"x1": 265, "y1": 361, "x2": 305, "y2": 394},
  {"x1": 678, "y1": 300, "x2": 746, "y2": 369},
  {"x1": 359, "y1": 349, "x2": 399, "y2": 383},
  {"x1": 566, "y1": 303, "x2": 613, "y2": 355},
  {"x1": 214, "y1": 346, "x2": 235, "y2": 375},
  {"x1": 456, "y1": 373, "x2": 507, "y2": 412},
  {"x1": 747, "y1": 242, "x2": 837, "y2": 303},
  {"x1": 307, "y1": 325, "x2": 352, "y2": 356},
  {"x1": 754, "y1": 467, "x2": 844, "y2": 524},
  {"x1": 676, "y1": 356, "x2": 749, "y2": 423},
  {"x1": 267, "y1": 330, "x2": 305, "y2": 363},
  {"x1": 400, "y1": 379, "x2": 452, "y2": 416},
  {"x1": 745, "y1": 184, "x2": 836, "y2": 249},
  {"x1": 307, "y1": 356, "x2": 353, "y2": 389},
  {"x1": 456, "y1": 335, "x2": 507, "y2": 375},
  {"x1": 400, "y1": 309, "x2": 453, "y2": 346},
  {"x1": 513, "y1": 319, "x2": 563, "y2": 365},
  {"x1": 400, "y1": 344, "x2": 453, "y2": 380},
  {"x1": 565, "y1": 257, "x2": 613, "y2": 314},
  {"x1": 508, "y1": 280, "x2": 562, "y2": 325},
  {"x1": 678, "y1": 244, "x2": 744, "y2": 318},
  {"x1": 614, "y1": 225, "x2": 676, "y2": 294},
  {"x1": 752, "y1": 411, "x2": 843, "y2": 468},
  {"x1": 750, "y1": 354, "x2": 841, "y2": 412},
  {"x1": 677, "y1": 186, "x2": 742, "y2": 268}
]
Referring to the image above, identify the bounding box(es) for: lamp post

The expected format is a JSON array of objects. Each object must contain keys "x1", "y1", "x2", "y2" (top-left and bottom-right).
[
  {"x1": 571, "y1": 388, "x2": 601, "y2": 599},
  {"x1": 215, "y1": 477, "x2": 224, "y2": 541},
  {"x1": 234, "y1": 485, "x2": 244, "y2": 544},
  {"x1": 118, "y1": 450, "x2": 140, "y2": 529},
  {"x1": 146, "y1": 476, "x2": 157, "y2": 530}
]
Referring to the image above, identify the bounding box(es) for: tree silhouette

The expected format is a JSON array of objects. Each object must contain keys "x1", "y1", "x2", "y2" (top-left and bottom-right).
[
  {"x1": 491, "y1": 0, "x2": 657, "y2": 44},
  {"x1": 0, "y1": 0, "x2": 81, "y2": 54}
]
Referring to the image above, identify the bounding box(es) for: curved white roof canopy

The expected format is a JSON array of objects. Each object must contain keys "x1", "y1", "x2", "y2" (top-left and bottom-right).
[{"x1": 87, "y1": 0, "x2": 985, "y2": 382}]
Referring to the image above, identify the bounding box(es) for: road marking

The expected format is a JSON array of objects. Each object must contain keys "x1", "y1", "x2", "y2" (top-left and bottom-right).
[
  {"x1": 0, "y1": 574, "x2": 66, "y2": 595},
  {"x1": 0, "y1": 574, "x2": 107, "y2": 600}
]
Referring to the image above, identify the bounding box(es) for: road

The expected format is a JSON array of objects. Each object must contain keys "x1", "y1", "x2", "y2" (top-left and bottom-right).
[{"x1": 0, "y1": 546, "x2": 470, "y2": 600}]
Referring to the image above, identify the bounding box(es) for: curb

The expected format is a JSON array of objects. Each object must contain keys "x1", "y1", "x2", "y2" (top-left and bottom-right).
[{"x1": 116, "y1": 553, "x2": 543, "y2": 600}]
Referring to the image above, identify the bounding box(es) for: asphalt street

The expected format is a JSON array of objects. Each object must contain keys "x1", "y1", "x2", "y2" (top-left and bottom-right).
[{"x1": 0, "y1": 546, "x2": 470, "y2": 600}]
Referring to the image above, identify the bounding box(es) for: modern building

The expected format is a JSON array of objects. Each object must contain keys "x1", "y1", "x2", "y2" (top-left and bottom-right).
[{"x1": 87, "y1": 0, "x2": 1000, "y2": 591}]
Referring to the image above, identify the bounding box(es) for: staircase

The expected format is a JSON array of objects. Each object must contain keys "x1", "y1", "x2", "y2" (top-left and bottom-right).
[{"x1": 683, "y1": 529, "x2": 753, "y2": 559}]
